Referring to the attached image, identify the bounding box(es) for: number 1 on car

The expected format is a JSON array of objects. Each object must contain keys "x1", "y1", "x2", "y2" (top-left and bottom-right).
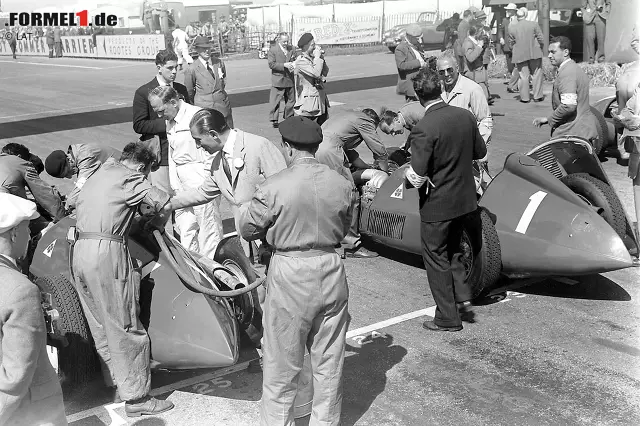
[{"x1": 515, "y1": 191, "x2": 547, "y2": 234}]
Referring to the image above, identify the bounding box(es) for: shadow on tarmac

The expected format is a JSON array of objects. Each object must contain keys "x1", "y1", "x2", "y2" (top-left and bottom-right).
[
  {"x1": 341, "y1": 334, "x2": 407, "y2": 426},
  {"x1": 517, "y1": 274, "x2": 632, "y2": 301}
]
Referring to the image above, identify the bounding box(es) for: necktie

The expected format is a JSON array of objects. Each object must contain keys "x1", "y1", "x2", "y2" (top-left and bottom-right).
[
  {"x1": 206, "y1": 63, "x2": 216, "y2": 80},
  {"x1": 222, "y1": 155, "x2": 232, "y2": 183}
]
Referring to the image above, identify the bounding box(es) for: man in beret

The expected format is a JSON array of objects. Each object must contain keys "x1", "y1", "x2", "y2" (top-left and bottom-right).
[
  {"x1": 238, "y1": 116, "x2": 353, "y2": 426},
  {"x1": 45, "y1": 143, "x2": 113, "y2": 210},
  {"x1": 0, "y1": 193, "x2": 67, "y2": 426},
  {"x1": 395, "y1": 23, "x2": 427, "y2": 102},
  {"x1": 292, "y1": 32, "x2": 330, "y2": 124}
]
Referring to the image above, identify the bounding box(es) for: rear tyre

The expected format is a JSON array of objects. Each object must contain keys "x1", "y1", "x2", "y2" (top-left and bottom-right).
[
  {"x1": 215, "y1": 237, "x2": 262, "y2": 346},
  {"x1": 561, "y1": 173, "x2": 627, "y2": 240},
  {"x1": 460, "y1": 208, "x2": 502, "y2": 300},
  {"x1": 35, "y1": 275, "x2": 97, "y2": 387},
  {"x1": 590, "y1": 106, "x2": 608, "y2": 154}
]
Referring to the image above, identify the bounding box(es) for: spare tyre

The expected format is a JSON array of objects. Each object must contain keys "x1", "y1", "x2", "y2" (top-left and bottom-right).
[
  {"x1": 561, "y1": 173, "x2": 626, "y2": 240},
  {"x1": 458, "y1": 208, "x2": 502, "y2": 301},
  {"x1": 35, "y1": 275, "x2": 98, "y2": 388},
  {"x1": 214, "y1": 237, "x2": 263, "y2": 347}
]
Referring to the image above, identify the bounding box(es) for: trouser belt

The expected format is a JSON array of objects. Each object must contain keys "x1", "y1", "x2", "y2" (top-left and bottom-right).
[
  {"x1": 77, "y1": 232, "x2": 125, "y2": 244},
  {"x1": 274, "y1": 246, "x2": 336, "y2": 258}
]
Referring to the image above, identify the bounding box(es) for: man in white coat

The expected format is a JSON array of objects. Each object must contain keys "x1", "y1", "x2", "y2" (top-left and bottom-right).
[{"x1": 172, "y1": 25, "x2": 193, "y2": 70}]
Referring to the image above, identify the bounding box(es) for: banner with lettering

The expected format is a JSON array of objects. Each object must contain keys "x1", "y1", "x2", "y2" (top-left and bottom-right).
[
  {"x1": 60, "y1": 36, "x2": 97, "y2": 58},
  {"x1": 96, "y1": 34, "x2": 166, "y2": 59},
  {"x1": 293, "y1": 20, "x2": 381, "y2": 45},
  {"x1": 0, "y1": 35, "x2": 50, "y2": 56}
]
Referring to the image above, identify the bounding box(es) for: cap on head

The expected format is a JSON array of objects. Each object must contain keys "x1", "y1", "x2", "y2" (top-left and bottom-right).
[
  {"x1": 505, "y1": 3, "x2": 518, "y2": 10},
  {"x1": 45, "y1": 150, "x2": 68, "y2": 177},
  {"x1": 517, "y1": 7, "x2": 528, "y2": 18},
  {"x1": 297, "y1": 32, "x2": 314, "y2": 49},
  {"x1": 0, "y1": 193, "x2": 39, "y2": 234},
  {"x1": 406, "y1": 24, "x2": 422, "y2": 37},
  {"x1": 278, "y1": 116, "x2": 323, "y2": 146}
]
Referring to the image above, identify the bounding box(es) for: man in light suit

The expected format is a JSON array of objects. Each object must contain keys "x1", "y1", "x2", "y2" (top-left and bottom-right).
[
  {"x1": 0, "y1": 193, "x2": 67, "y2": 426},
  {"x1": 267, "y1": 32, "x2": 295, "y2": 128},
  {"x1": 405, "y1": 67, "x2": 486, "y2": 332},
  {"x1": 395, "y1": 23, "x2": 426, "y2": 102},
  {"x1": 161, "y1": 108, "x2": 287, "y2": 257},
  {"x1": 185, "y1": 36, "x2": 234, "y2": 129},
  {"x1": 582, "y1": 0, "x2": 611, "y2": 63},
  {"x1": 133, "y1": 49, "x2": 190, "y2": 198},
  {"x1": 454, "y1": 10, "x2": 474, "y2": 72},
  {"x1": 508, "y1": 7, "x2": 545, "y2": 103}
]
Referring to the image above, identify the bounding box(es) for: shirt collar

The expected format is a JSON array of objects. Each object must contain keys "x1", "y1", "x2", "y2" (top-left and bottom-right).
[
  {"x1": 469, "y1": 36, "x2": 479, "y2": 45},
  {"x1": 199, "y1": 56, "x2": 209, "y2": 67},
  {"x1": 0, "y1": 254, "x2": 18, "y2": 270},
  {"x1": 171, "y1": 100, "x2": 187, "y2": 125},
  {"x1": 424, "y1": 99, "x2": 444, "y2": 113},
  {"x1": 222, "y1": 129, "x2": 237, "y2": 157},
  {"x1": 156, "y1": 74, "x2": 173, "y2": 87},
  {"x1": 558, "y1": 58, "x2": 573, "y2": 70}
]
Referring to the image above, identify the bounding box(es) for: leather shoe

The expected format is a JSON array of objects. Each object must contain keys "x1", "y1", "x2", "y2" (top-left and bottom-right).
[
  {"x1": 344, "y1": 246, "x2": 379, "y2": 258},
  {"x1": 520, "y1": 100, "x2": 530, "y2": 104},
  {"x1": 125, "y1": 396, "x2": 174, "y2": 417},
  {"x1": 422, "y1": 320, "x2": 462, "y2": 332},
  {"x1": 533, "y1": 97, "x2": 545, "y2": 102},
  {"x1": 507, "y1": 88, "x2": 518, "y2": 93}
]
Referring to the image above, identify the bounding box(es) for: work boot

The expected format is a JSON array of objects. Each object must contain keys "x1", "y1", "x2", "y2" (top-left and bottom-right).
[{"x1": 125, "y1": 396, "x2": 174, "y2": 417}]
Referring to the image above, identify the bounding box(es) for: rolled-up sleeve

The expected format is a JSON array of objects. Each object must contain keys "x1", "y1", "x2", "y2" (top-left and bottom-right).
[
  {"x1": 358, "y1": 119, "x2": 388, "y2": 165},
  {"x1": 123, "y1": 173, "x2": 170, "y2": 211},
  {"x1": 238, "y1": 187, "x2": 274, "y2": 242},
  {"x1": 468, "y1": 82, "x2": 493, "y2": 144}
]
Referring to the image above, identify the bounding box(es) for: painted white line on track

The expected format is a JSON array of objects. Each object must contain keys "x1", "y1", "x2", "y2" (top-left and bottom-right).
[
  {"x1": 330, "y1": 101, "x2": 346, "y2": 106},
  {"x1": 0, "y1": 60, "x2": 102, "y2": 69},
  {"x1": 346, "y1": 305, "x2": 436, "y2": 339}
]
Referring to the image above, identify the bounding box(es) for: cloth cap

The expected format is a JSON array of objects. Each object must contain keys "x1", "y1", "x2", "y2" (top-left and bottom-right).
[
  {"x1": 297, "y1": 32, "x2": 314, "y2": 49},
  {"x1": 517, "y1": 7, "x2": 528, "y2": 18},
  {"x1": 192, "y1": 35, "x2": 212, "y2": 48},
  {"x1": 45, "y1": 150, "x2": 68, "y2": 177},
  {"x1": 505, "y1": 3, "x2": 518, "y2": 10},
  {"x1": 405, "y1": 24, "x2": 422, "y2": 37},
  {"x1": 0, "y1": 193, "x2": 39, "y2": 234},
  {"x1": 279, "y1": 116, "x2": 323, "y2": 146}
]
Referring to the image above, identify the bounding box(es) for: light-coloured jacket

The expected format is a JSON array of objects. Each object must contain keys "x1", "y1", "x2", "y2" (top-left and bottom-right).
[
  {"x1": 581, "y1": 0, "x2": 611, "y2": 23},
  {"x1": 293, "y1": 53, "x2": 329, "y2": 118},
  {"x1": 66, "y1": 143, "x2": 113, "y2": 209},
  {"x1": 508, "y1": 19, "x2": 544, "y2": 64},
  {"x1": 441, "y1": 74, "x2": 493, "y2": 143},
  {"x1": 170, "y1": 130, "x2": 287, "y2": 224},
  {"x1": 0, "y1": 255, "x2": 67, "y2": 426},
  {"x1": 184, "y1": 58, "x2": 229, "y2": 109}
]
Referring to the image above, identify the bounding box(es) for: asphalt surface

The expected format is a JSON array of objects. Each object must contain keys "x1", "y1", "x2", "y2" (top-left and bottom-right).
[{"x1": 1, "y1": 53, "x2": 639, "y2": 426}]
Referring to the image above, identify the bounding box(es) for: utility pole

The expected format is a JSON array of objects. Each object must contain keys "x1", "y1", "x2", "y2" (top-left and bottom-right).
[{"x1": 538, "y1": 0, "x2": 550, "y2": 55}]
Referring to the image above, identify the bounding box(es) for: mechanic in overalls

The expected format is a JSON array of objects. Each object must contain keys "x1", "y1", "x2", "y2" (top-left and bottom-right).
[
  {"x1": 44, "y1": 143, "x2": 113, "y2": 210},
  {"x1": 318, "y1": 108, "x2": 389, "y2": 258},
  {"x1": 379, "y1": 101, "x2": 427, "y2": 147},
  {"x1": 0, "y1": 194, "x2": 67, "y2": 426},
  {"x1": 70, "y1": 143, "x2": 174, "y2": 417},
  {"x1": 238, "y1": 116, "x2": 353, "y2": 426}
]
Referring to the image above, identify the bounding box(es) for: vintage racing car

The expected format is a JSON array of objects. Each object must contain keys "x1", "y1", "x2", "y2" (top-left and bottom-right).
[{"x1": 357, "y1": 136, "x2": 638, "y2": 299}]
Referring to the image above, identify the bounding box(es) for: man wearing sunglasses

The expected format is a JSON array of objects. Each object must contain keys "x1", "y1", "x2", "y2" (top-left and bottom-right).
[{"x1": 437, "y1": 55, "x2": 493, "y2": 163}]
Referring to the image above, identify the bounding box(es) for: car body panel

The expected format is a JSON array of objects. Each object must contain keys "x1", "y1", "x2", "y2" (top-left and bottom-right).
[
  {"x1": 383, "y1": 12, "x2": 444, "y2": 51},
  {"x1": 360, "y1": 140, "x2": 633, "y2": 280},
  {"x1": 30, "y1": 216, "x2": 239, "y2": 370},
  {"x1": 479, "y1": 153, "x2": 631, "y2": 277}
]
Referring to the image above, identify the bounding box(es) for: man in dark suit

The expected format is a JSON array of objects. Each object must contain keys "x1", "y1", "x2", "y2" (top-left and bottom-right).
[
  {"x1": 405, "y1": 67, "x2": 487, "y2": 332},
  {"x1": 133, "y1": 49, "x2": 190, "y2": 198},
  {"x1": 267, "y1": 32, "x2": 295, "y2": 128},
  {"x1": 582, "y1": 0, "x2": 611, "y2": 63},
  {"x1": 395, "y1": 23, "x2": 426, "y2": 102},
  {"x1": 508, "y1": 7, "x2": 544, "y2": 103}
]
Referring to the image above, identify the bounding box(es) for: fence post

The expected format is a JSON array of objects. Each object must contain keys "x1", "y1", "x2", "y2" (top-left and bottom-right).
[
  {"x1": 261, "y1": 7, "x2": 265, "y2": 42},
  {"x1": 381, "y1": 0, "x2": 386, "y2": 38},
  {"x1": 278, "y1": 5, "x2": 282, "y2": 33}
]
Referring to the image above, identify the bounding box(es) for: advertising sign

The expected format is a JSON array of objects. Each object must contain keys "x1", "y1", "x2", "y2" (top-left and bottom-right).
[
  {"x1": 294, "y1": 20, "x2": 381, "y2": 45},
  {"x1": 0, "y1": 35, "x2": 49, "y2": 56},
  {"x1": 60, "y1": 36, "x2": 97, "y2": 58},
  {"x1": 96, "y1": 34, "x2": 165, "y2": 59}
]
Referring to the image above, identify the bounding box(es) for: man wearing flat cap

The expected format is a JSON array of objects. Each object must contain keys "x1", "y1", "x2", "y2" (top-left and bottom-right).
[
  {"x1": 185, "y1": 35, "x2": 235, "y2": 128},
  {"x1": 45, "y1": 143, "x2": 113, "y2": 210},
  {"x1": 395, "y1": 23, "x2": 427, "y2": 102},
  {"x1": 238, "y1": 116, "x2": 353, "y2": 426},
  {"x1": 292, "y1": 32, "x2": 330, "y2": 124},
  {"x1": 0, "y1": 194, "x2": 67, "y2": 426}
]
